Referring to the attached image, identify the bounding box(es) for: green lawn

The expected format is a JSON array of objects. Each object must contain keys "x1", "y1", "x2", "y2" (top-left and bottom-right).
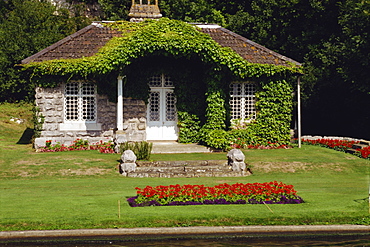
[{"x1": 0, "y1": 103, "x2": 370, "y2": 231}]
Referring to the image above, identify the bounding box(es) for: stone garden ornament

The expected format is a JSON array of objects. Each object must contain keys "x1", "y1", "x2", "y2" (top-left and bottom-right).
[
  {"x1": 120, "y1": 150, "x2": 137, "y2": 176},
  {"x1": 227, "y1": 149, "x2": 247, "y2": 175}
]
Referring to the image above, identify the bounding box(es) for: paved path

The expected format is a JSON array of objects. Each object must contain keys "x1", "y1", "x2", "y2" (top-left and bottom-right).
[
  {"x1": 151, "y1": 142, "x2": 211, "y2": 153},
  {"x1": 1, "y1": 225, "x2": 370, "y2": 241}
]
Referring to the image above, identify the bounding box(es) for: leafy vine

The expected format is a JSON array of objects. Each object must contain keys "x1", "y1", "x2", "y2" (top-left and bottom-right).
[{"x1": 22, "y1": 18, "x2": 302, "y2": 81}]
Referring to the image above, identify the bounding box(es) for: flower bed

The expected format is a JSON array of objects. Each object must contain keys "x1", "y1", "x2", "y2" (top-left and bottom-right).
[
  {"x1": 356, "y1": 146, "x2": 370, "y2": 159},
  {"x1": 38, "y1": 139, "x2": 115, "y2": 153},
  {"x1": 128, "y1": 182, "x2": 304, "y2": 207},
  {"x1": 301, "y1": 138, "x2": 358, "y2": 152}
]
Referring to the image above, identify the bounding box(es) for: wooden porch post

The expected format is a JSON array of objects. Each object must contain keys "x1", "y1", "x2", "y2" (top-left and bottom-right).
[
  {"x1": 297, "y1": 76, "x2": 302, "y2": 148},
  {"x1": 117, "y1": 75, "x2": 124, "y2": 131}
]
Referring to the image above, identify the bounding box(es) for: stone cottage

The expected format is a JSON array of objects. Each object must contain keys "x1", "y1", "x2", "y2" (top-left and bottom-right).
[{"x1": 22, "y1": 0, "x2": 302, "y2": 150}]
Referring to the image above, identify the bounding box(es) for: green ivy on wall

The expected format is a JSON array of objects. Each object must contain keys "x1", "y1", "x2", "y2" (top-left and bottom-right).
[
  {"x1": 249, "y1": 78, "x2": 294, "y2": 146},
  {"x1": 22, "y1": 18, "x2": 302, "y2": 149}
]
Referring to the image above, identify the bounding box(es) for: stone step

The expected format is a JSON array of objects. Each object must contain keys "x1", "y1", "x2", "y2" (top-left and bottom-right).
[
  {"x1": 124, "y1": 160, "x2": 251, "y2": 178},
  {"x1": 150, "y1": 142, "x2": 211, "y2": 154},
  {"x1": 359, "y1": 140, "x2": 370, "y2": 146},
  {"x1": 347, "y1": 139, "x2": 370, "y2": 154},
  {"x1": 353, "y1": 143, "x2": 369, "y2": 150},
  {"x1": 346, "y1": 148, "x2": 357, "y2": 155},
  {"x1": 137, "y1": 160, "x2": 227, "y2": 167},
  {"x1": 345, "y1": 139, "x2": 370, "y2": 155},
  {"x1": 135, "y1": 165, "x2": 231, "y2": 173},
  {"x1": 127, "y1": 170, "x2": 249, "y2": 178},
  {"x1": 122, "y1": 147, "x2": 250, "y2": 178},
  {"x1": 133, "y1": 160, "x2": 234, "y2": 177}
]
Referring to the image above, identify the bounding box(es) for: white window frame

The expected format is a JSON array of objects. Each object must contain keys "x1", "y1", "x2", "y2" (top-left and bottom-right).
[
  {"x1": 229, "y1": 81, "x2": 257, "y2": 124},
  {"x1": 60, "y1": 81, "x2": 101, "y2": 131}
]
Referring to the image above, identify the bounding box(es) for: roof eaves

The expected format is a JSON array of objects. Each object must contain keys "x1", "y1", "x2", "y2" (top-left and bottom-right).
[
  {"x1": 218, "y1": 27, "x2": 302, "y2": 66},
  {"x1": 21, "y1": 24, "x2": 96, "y2": 64}
]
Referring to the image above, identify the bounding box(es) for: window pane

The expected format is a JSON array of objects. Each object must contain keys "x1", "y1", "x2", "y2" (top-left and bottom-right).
[
  {"x1": 164, "y1": 75, "x2": 173, "y2": 87},
  {"x1": 64, "y1": 82, "x2": 96, "y2": 122},
  {"x1": 148, "y1": 75, "x2": 162, "y2": 87},
  {"x1": 230, "y1": 83, "x2": 242, "y2": 96},
  {"x1": 65, "y1": 82, "x2": 79, "y2": 95},
  {"x1": 81, "y1": 83, "x2": 95, "y2": 95},
  {"x1": 230, "y1": 96, "x2": 242, "y2": 119},
  {"x1": 244, "y1": 83, "x2": 256, "y2": 96},
  {"x1": 65, "y1": 96, "x2": 79, "y2": 120},
  {"x1": 165, "y1": 91, "x2": 176, "y2": 121},
  {"x1": 149, "y1": 91, "x2": 160, "y2": 121},
  {"x1": 82, "y1": 96, "x2": 96, "y2": 121},
  {"x1": 229, "y1": 82, "x2": 256, "y2": 121},
  {"x1": 244, "y1": 96, "x2": 256, "y2": 119}
]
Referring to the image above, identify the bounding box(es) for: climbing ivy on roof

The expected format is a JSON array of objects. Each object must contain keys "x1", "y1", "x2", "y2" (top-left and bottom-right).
[{"x1": 22, "y1": 18, "x2": 302, "y2": 82}]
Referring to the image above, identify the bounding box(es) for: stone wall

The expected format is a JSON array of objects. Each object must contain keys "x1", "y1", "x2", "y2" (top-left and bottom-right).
[
  {"x1": 122, "y1": 98, "x2": 147, "y2": 142},
  {"x1": 35, "y1": 85, "x2": 64, "y2": 143},
  {"x1": 97, "y1": 95, "x2": 117, "y2": 131},
  {"x1": 34, "y1": 85, "x2": 148, "y2": 149}
]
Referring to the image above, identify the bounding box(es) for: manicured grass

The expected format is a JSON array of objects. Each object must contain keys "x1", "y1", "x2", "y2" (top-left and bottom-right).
[
  {"x1": 0, "y1": 103, "x2": 370, "y2": 231},
  {"x1": 1, "y1": 173, "x2": 369, "y2": 231}
]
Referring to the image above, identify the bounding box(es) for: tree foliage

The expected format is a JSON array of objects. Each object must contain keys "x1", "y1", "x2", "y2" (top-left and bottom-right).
[
  {"x1": 300, "y1": 0, "x2": 370, "y2": 139},
  {"x1": 159, "y1": 0, "x2": 226, "y2": 26},
  {"x1": 97, "y1": 0, "x2": 131, "y2": 20},
  {"x1": 0, "y1": 0, "x2": 91, "y2": 102}
]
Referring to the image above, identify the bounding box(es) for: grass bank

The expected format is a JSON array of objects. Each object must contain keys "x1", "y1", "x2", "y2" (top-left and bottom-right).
[{"x1": 0, "y1": 103, "x2": 370, "y2": 231}]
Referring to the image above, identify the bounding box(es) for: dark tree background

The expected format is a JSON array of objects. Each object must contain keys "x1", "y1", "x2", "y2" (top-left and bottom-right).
[{"x1": 1, "y1": 0, "x2": 369, "y2": 139}]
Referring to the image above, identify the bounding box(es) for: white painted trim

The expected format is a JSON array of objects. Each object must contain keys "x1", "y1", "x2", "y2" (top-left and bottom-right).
[
  {"x1": 297, "y1": 76, "x2": 302, "y2": 148},
  {"x1": 196, "y1": 24, "x2": 221, "y2": 29},
  {"x1": 117, "y1": 76, "x2": 124, "y2": 131},
  {"x1": 60, "y1": 122, "x2": 102, "y2": 131}
]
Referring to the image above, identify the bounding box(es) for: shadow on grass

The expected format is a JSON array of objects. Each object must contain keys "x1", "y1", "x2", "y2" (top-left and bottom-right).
[{"x1": 17, "y1": 127, "x2": 34, "y2": 144}]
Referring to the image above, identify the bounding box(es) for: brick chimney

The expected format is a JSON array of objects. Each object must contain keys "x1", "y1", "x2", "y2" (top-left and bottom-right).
[{"x1": 129, "y1": 0, "x2": 162, "y2": 22}]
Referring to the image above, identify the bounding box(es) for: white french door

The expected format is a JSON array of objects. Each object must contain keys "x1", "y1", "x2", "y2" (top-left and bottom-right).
[{"x1": 146, "y1": 75, "x2": 178, "y2": 141}]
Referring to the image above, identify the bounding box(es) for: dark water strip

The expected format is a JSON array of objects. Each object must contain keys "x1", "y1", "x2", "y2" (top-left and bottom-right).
[{"x1": 2, "y1": 234, "x2": 370, "y2": 247}]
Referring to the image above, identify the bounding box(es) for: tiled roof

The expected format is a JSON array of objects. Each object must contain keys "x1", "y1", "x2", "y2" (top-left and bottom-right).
[
  {"x1": 198, "y1": 24, "x2": 300, "y2": 66},
  {"x1": 22, "y1": 22, "x2": 301, "y2": 67},
  {"x1": 22, "y1": 23, "x2": 122, "y2": 64}
]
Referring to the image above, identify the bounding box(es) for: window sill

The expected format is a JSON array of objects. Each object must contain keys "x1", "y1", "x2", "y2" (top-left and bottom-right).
[{"x1": 60, "y1": 122, "x2": 102, "y2": 131}]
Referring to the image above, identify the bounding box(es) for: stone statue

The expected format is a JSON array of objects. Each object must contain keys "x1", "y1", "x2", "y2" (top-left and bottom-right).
[
  {"x1": 227, "y1": 149, "x2": 246, "y2": 173},
  {"x1": 120, "y1": 150, "x2": 137, "y2": 176}
]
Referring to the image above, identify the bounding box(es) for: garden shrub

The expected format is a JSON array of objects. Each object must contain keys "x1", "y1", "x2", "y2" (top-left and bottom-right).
[
  {"x1": 177, "y1": 111, "x2": 201, "y2": 143},
  {"x1": 199, "y1": 128, "x2": 230, "y2": 150},
  {"x1": 119, "y1": 141, "x2": 153, "y2": 160},
  {"x1": 228, "y1": 129, "x2": 257, "y2": 149}
]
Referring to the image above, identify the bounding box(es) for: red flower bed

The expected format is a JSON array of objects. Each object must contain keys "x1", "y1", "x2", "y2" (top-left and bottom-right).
[
  {"x1": 357, "y1": 146, "x2": 370, "y2": 159},
  {"x1": 302, "y1": 138, "x2": 358, "y2": 152},
  {"x1": 246, "y1": 143, "x2": 290, "y2": 149},
  {"x1": 38, "y1": 139, "x2": 115, "y2": 153},
  {"x1": 128, "y1": 182, "x2": 304, "y2": 207}
]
